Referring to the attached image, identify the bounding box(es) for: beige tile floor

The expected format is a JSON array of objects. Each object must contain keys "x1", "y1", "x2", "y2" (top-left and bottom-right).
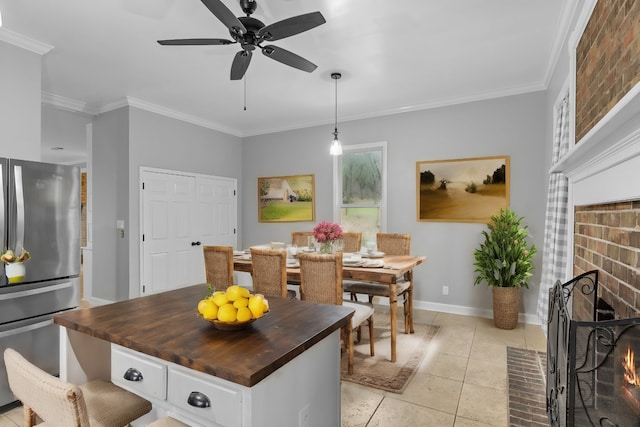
[
  {"x1": 0, "y1": 308, "x2": 547, "y2": 427},
  {"x1": 341, "y1": 307, "x2": 547, "y2": 427}
]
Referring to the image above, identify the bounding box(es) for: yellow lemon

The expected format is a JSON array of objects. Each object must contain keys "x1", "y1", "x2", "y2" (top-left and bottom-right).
[
  {"x1": 197, "y1": 299, "x2": 211, "y2": 314},
  {"x1": 226, "y1": 285, "x2": 243, "y2": 301},
  {"x1": 217, "y1": 303, "x2": 238, "y2": 323},
  {"x1": 233, "y1": 297, "x2": 249, "y2": 309},
  {"x1": 248, "y1": 295, "x2": 265, "y2": 318},
  {"x1": 236, "y1": 306, "x2": 252, "y2": 322},
  {"x1": 240, "y1": 287, "x2": 251, "y2": 298},
  {"x1": 201, "y1": 302, "x2": 218, "y2": 320},
  {"x1": 262, "y1": 298, "x2": 269, "y2": 313},
  {"x1": 212, "y1": 292, "x2": 229, "y2": 307}
]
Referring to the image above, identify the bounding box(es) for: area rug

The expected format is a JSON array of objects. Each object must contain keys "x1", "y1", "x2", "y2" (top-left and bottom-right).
[
  {"x1": 340, "y1": 320, "x2": 439, "y2": 394},
  {"x1": 506, "y1": 346, "x2": 548, "y2": 426}
]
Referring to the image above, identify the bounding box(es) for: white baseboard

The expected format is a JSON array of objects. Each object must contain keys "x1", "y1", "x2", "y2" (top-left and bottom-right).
[{"x1": 374, "y1": 297, "x2": 542, "y2": 326}]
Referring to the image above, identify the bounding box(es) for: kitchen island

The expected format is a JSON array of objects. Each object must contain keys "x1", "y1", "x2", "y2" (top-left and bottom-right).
[{"x1": 54, "y1": 284, "x2": 353, "y2": 427}]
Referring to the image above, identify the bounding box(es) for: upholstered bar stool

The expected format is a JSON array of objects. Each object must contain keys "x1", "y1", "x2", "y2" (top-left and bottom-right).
[{"x1": 4, "y1": 348, "x2": 152, "y2": 427}]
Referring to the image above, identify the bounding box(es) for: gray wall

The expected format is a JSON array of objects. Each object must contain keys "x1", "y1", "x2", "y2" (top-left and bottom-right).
[
  {"x1": 127, "y1": 107, "x2": 243, "y2": 299},
  {"x1": 242, "y1": 92, "x2": 547, "y2": 318},
  {"x1": 0, "y1": 41, "x2": 41, "y2": 160},
  {"x1": 92, "y1": 107, "x2": 129, "y2": 301}
]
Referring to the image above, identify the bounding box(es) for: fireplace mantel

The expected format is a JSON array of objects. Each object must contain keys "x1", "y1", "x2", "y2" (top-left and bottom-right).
[
  {"x1": 551, "y1": 81, "x2": 640, "y2": 182},
  {"x1": 549, "y1": 81, "x2": 640, "y2": 207}
]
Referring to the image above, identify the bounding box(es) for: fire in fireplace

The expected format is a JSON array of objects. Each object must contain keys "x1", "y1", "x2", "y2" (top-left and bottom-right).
[{"x1": 547, "y1": 270, "x2": 640, "y2": 427}]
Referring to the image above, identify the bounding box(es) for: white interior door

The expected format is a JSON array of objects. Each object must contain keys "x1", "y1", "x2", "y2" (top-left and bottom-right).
[
  {"x1": 192, "y1": 176, "x2": 237, "y2": 283},
  {"x1": 141, "y1": 169, "x2": 237, "y2": 295},
  {"x1": 141, "y1": 171, "x2": 196, "y2": 295}
]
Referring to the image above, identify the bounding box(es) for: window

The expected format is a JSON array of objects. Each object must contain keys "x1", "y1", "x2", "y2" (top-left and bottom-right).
[{"x1": 333, "y1": 142, "x2": 387, "y2": 246}]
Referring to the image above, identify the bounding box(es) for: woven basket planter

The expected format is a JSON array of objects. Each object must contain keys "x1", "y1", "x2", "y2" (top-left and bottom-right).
[{"x1": 492, "y1": 287, "x2": 520, "y2": 330}]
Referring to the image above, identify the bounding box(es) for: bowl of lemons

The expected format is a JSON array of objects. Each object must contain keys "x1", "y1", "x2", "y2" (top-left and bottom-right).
[{"x1": 197, "y1": 285, "x2": 269, "y2": 331}]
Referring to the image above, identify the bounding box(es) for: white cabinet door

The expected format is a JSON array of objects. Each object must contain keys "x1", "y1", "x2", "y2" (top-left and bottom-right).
[
  {"x1": 141, "y1": 170, "x2": 237, "y2": 295},
  {"x1": 141, "y1": 172, "x2": 197, "y2": 295}
]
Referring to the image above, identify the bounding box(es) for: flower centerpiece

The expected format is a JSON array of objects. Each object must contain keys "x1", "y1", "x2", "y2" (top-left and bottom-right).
[
  {"x1": 1, "y1": 249, "x2": 31, "y2": 283},
  {"x1": 312, "y1": 221, "x2": 343, "y2": 253}
]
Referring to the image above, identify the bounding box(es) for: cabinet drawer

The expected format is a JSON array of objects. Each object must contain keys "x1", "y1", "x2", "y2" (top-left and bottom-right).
[
  {"x1": 111, "y1": 345, "x2": 167, "y2": 400},
  {"x1": 168, "y1": 366, "x2": 241, "y2": 427}
]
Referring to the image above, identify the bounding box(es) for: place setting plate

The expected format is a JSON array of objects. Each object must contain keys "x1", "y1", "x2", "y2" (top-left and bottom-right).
[{"x1": 362, "y1": 251, "x2": 385, "y2": 258}]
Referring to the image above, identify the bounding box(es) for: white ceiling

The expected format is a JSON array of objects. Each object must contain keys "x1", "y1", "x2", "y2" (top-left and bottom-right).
[{"x1": 1, "y1": 0, "x2": 568, "y2": 155}]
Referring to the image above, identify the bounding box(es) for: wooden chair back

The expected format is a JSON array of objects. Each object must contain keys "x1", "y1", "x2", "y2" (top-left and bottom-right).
[
  {"x1": 291, "y1": 231, "x2": 313, "y2": 247},
  {"x1": 203, "y1": 246, "x2": 234, "y2": 291},
  {"x1": 250, "y1": 248, "x2": 288, "y2": 298},
  {"x1": 376, "y1": 233, "x2": 411, "y2": 256},
  {"x1": 298, "y1": 252, "x2": 343, "y2": 305},
  {"x1": 341, "y1": 232, "x2": 362, "y2": 253}
]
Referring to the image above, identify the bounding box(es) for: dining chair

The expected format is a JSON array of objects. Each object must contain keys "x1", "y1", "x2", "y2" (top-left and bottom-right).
[
  {"x1": 4, "y1": 347, "x2": 152, "y2": 427},
  {"x1": 298, "y1": 252, "x2": 374, "y2": 375},
  {"x1": 291, "y1": 231, "x2": 314, "y2": 248},
  {"x1": 250, "y1": 247, "x2": 297, "y2": 299},
  {"x1": 344, "y1": 233, "x2": 414, "y2": 334},
  {"x1": 203, "y1": 245, "x2": 234, "y2": 291},
  {"x1": 341, "y1": 232, "x2": 362, "y2": 253}
]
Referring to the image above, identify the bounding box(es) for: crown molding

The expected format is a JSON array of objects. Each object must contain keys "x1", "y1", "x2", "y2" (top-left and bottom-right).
[
  {"x1": 41, "y1": 80, "x2": 546, "y2": 139},
  {"x1": 42, "y1": 92, "x2": 98, "y2": 116},
  {"x1": 542, "y1": 0, "x2": 581, "y2": 89},
  {"x1": 0, "y1": 28, "x2": 53, "y2": 55},
  {"x1": 99, "y1": 97, "x2": 243, "y2": 137},
  {"x1": 241, "y1": 81, "x2": 547, "y2": 137}
]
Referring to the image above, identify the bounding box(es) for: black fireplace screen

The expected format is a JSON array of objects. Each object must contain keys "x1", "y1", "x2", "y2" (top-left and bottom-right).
[{"x1": 547, "y1": 270, "x2": 640, "y2": 427}]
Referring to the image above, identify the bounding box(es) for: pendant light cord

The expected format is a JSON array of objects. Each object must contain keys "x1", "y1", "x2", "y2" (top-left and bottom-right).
[
  {"x1": 244, "y1": 74, "x2": 247, "y2": 111},
  {"x1": 334, "y1": 75, "x2": 338, "y2": 134}
]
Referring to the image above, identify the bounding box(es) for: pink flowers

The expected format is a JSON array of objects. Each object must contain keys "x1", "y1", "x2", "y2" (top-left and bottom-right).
[{"x1": 313, "y1": 221, "x2": 343, "y2": 243}]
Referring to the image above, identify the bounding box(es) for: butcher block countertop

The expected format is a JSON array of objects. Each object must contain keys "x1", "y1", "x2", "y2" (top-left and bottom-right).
[{"x1": 53, "y1": 284, "x2": 353, "y2": 387}]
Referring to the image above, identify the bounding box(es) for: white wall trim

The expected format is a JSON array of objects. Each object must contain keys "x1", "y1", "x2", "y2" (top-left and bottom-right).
[
  {"x1": 0, "y1": 28, "x2": 53, "y2": 54},
  {"x1": 375, "y1": 298, "x2": 541, "y2": 326},
  {"x1": 42, "y1": 92, "x2": 98, "y2": 116}
]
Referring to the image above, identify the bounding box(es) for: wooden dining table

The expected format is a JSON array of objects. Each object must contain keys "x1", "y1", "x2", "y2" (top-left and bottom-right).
[{"x1": 234, "y1": 253, "x2": 427, "y2": 362}]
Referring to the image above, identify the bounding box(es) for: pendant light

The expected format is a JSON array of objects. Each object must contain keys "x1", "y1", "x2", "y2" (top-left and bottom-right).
[{"x1": 330, "y1": 72, "x2": 343, "y2": 156}]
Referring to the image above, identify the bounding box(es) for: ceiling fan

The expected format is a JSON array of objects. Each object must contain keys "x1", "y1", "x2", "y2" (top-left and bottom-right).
[{"x1": 157, "y1": 0, "x2": 326, "y2": 80}]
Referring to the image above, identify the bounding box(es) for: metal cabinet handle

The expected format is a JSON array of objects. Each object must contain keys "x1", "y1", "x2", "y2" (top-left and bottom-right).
[
  {"x1": 123, "y1": 368, "x2": 143, "y2": 382},
  {"x1": 187, "y1": 391, "x2": 211, "y2": 408}
]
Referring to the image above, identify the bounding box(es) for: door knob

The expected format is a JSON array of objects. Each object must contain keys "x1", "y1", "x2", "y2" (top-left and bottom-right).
[{"x1": 191, "y1": 241, "x2": 202, "y2": 246}]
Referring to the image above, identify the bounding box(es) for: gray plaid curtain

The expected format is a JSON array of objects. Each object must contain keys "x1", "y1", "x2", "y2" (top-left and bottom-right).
[{"x1": 536, "y1": 93, "x2": 570, "y2": 334}]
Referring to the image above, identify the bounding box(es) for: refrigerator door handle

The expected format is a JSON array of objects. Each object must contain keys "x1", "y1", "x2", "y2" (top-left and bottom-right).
[
  {"x1": 13, "y1": 165, "x2": 25, "y2": 254},
  {"x1": 0, "y1": 319, "x2": 53, "y2": 339},
  {"x1": 0, "y1": 163, "x2": 4, "y2": 249},
  {"x1": 0, "y1": 282, "x2": 73, "y2": 301}
]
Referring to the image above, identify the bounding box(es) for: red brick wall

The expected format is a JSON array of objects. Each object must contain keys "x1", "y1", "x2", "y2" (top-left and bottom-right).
[
  {"x1": 573, "y1": 201, "x2": 640, "y2": 320},
  {"x1": 575, "y1": 0, "x2": 640, "y2": 142}
]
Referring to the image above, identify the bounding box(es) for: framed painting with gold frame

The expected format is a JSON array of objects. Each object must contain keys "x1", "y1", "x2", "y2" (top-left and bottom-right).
[
  {"x1": 258, "y1": 174, "x2": 315, "y2": 222},
  {"x1": 416, "y1": 156, "x2": 510, "y2": 223}
]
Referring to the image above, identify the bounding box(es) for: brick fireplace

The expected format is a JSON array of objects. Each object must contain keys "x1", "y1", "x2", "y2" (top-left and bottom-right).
[{"x1": 545, "y1": 2, "x2": 640, "y2": 425}]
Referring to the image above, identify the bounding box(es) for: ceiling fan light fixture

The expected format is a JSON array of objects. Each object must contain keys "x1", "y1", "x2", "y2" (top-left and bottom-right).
[{"x1": 330, "y1": 72, "x2": 343, "y2": 156}]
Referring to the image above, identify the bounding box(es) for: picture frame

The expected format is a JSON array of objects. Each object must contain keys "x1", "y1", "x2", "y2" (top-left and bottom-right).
[
  {"x1": 258, "y1": 174, "x2": 315, "y2": 222},
  {"x1": 416, "y1": 156, "x2": 510, "y2": 223}
]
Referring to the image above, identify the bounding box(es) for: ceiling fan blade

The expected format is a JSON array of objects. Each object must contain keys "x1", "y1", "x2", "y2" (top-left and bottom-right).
[
  {"x1": 157, "y1": 38, "x2": 235, "y2": 46},
  {"x1": 258, "y1": 11, "x2": 326, "y2": 41},
  {"x1": 230, "y1": 50, "x2": 253, "y2": 80},
  {"x1": 261, "y1": 45, "x2": 317, "y2": 73},
  {"x1": 200, "y1": 0, "x2": 246, "y2": 35}
]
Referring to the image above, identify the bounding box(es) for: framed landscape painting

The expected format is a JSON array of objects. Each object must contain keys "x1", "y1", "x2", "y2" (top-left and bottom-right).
[
  {"x1": 258, "y1": 174, "x2": 315, "y2": 222},
  {"x1": 416, "y1": 156, "x2": 510, "y2": 223}
]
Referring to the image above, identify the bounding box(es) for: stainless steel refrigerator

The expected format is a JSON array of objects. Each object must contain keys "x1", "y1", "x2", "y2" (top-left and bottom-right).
[{"x1": 0, "y1": 158, "x2": 80, "y2": 407}]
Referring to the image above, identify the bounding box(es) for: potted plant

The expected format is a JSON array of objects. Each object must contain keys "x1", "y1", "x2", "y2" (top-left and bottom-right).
[{"x1": 473, "y1": 209, "x2": 536, "y2": 329}]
